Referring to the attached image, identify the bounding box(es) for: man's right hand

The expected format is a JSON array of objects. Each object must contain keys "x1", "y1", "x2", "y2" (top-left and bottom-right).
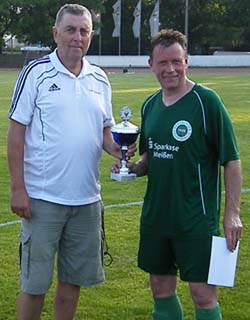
[{"x1": 11, "y1": 188, "x2": 31, "y2": 219}]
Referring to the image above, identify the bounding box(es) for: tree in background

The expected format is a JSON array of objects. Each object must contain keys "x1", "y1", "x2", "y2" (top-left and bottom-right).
[
  {"x1": 222, "y1": 0, "x2": 250, "y2": 51},
  {"x1": 0, "y1": 0, "x2": 23, "y2": 54},
  {"x1": 13, "y1": 0, "x2": 104, "y2": 50},
  {"x1": 0, "y1": 0, "x2": 250, "y2": 55},
  {"x1": 89, "y1": 0, "x2": 250, "y2": 55},
  {"x1": 188, "y1": 0, "x2": 227, "y2": 54}
]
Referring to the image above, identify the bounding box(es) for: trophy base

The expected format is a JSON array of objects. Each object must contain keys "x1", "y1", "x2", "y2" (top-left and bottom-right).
[{"x1": 110, "y1": 172, "x2": 137, "y2": 182}]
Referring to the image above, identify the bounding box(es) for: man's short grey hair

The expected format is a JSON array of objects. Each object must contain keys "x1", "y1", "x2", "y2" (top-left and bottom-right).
[{"x1": 55, "y1": 3, "x2": 92, "y2": 27}]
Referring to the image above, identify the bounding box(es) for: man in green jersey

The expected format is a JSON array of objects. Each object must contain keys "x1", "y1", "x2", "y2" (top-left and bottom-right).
[{"x1": 126, "y1": 29, "x2": 242, "y2": 319}]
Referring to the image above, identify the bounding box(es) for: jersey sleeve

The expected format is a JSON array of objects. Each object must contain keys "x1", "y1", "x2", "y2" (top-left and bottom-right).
[
  {"x1": 102, "y1": 80, "x2": 115, "y2": 128},
  {"x1": 139, "y1": 102, "x2": 147, "y2": 155},
  {"x1": 205, "y1": 89, "x2": 240, "y2": 165},
  {"x1": 8, "y1": 63, "x2": 38, "y2": 125},
  {"x1": 90, "y1": 65, "x2": 115, "y2": 129}
]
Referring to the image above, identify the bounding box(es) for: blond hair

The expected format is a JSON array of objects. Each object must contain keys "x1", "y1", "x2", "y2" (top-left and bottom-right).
[{"x1": 150, "y1": 29, "x2": 187, "y2": 59}]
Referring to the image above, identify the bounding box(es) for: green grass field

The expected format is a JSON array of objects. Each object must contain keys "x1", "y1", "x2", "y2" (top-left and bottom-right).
[{"x1": 0, "y1": 69, "x2": 249, "y2": 319}]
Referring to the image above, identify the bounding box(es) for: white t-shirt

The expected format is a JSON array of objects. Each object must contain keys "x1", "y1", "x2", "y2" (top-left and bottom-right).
[{"x1": 9, "y1": 50, "x2": 115, "y2": 205}]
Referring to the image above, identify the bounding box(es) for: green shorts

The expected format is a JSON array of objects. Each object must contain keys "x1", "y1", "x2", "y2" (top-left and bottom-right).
[
  {"x1": 138, "y1": 231, "x2": 212, "y2": 282},
  {"x1": 19, "y1": 199, "x2": 105, "y2": 295}
]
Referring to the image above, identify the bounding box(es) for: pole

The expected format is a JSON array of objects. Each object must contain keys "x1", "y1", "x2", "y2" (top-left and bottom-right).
[
  {"x1": 138, "y1": 0, "x2": 141, "y2": 55},
  {"x1": 99, "y1": 33, "x2": 102, "y2": 56},
  {"x1": 185, "y1": 0, "x2": 189, "y2": 53},
  {"x1": 119, "y1": 0, "x2": 121, "y2": 55},
  {"x1": 119, "y1": 35, "x2": 121, "y2": 56},
  {"x1": 138, "y1": 35, "x2": 141, "y2": 55},
  {"x1": 99, "y1": 14, "x2": 102, "y2": 56}
]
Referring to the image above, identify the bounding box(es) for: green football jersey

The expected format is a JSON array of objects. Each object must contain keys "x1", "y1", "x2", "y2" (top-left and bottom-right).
[{"x1": 139, "y1": 83, "x2": 240, "y2": 238}]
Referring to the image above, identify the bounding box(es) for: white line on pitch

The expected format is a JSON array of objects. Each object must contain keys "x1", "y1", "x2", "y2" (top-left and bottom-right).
[
  {"x1": 0, "y1": 201, "x2": 143, "y2": 228},
  {"x1": 1, "y1": 189, "x2": 249, "y2": 228}
]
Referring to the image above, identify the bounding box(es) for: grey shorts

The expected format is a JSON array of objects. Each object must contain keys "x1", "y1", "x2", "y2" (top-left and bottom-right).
[{"x1": 19, "y1": 199, "x2": 105, "y2": 295}]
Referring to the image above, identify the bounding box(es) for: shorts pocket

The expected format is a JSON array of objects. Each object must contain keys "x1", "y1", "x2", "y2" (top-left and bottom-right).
[{"x1": 19, "y1": 231, "x2": 31, "y2": 279}]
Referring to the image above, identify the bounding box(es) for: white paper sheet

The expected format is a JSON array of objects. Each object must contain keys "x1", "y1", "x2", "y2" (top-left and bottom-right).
[{"x1": 207, "y1": 236, "x2": 240, "y2": 287}]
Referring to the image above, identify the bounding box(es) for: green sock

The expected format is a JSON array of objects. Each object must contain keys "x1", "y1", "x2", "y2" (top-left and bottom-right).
[
  {"x1": 195, "y1": 303, "x2": 222, "y2": 320},
  {"x1": 152, "y1": 294, "x2": 183, "y2": 320}
]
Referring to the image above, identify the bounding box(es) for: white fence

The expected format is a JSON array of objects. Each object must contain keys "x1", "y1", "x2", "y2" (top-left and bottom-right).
[{"x1": 87, "y1": 55, "x2": 250, "y2": 68}]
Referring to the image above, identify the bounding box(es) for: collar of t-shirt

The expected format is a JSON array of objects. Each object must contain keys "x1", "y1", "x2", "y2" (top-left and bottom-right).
[{"x1": 49, "y1": 49, "x2": 93, "y2": 78}]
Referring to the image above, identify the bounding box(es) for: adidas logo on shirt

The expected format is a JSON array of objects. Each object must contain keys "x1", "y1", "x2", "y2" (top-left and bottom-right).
[{"x1": 48, "y1": 83, "x2": 61, "y2": 91}]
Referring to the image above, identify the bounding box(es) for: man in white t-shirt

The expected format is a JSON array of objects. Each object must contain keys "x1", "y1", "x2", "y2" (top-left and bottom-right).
[{"x1": 7, "y1": 4, "x2": 134, "y2": 320}]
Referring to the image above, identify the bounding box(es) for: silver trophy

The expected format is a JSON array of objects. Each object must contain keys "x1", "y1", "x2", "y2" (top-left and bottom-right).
[{"x1": 111, "y1": 106, "x2": 140, "y2": 182}]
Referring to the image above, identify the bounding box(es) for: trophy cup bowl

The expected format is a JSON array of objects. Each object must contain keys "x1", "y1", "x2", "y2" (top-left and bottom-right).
[{"x1": 111, "y1": 107, "x2": 140, "y2": 182}]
